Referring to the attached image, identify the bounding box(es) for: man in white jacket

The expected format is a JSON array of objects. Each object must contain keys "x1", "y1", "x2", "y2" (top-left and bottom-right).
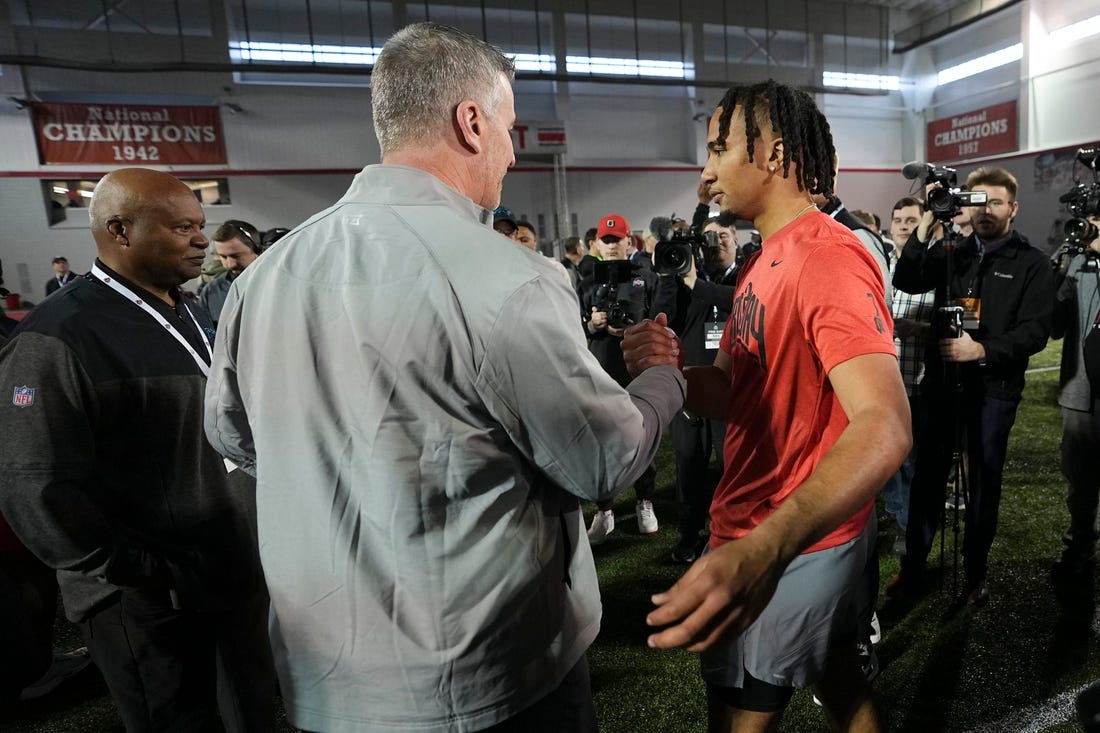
[{"x1": 204, "y1": 21, "x2": 684, "y2": 733}]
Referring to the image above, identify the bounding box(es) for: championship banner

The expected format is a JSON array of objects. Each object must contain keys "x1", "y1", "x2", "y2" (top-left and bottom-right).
[
  {"x1": 32, "y1": 103, "x2": 227, "y2": 165},
  {"x1": 926, "y1": 101, "x2": 1017, "y2": 163}
]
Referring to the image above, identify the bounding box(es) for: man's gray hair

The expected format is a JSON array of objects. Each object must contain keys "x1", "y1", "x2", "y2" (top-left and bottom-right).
[
  {"x1": 649, "y1": 216, "x2": 674, "y2": 242},
  {"x1": 371, "y1": 22, "x2": 515, "y2": 156}
]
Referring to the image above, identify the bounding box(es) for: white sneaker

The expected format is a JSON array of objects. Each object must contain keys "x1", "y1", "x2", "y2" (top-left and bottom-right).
[
  {"x1": 869, "y1": 611, "x2": 882, "y2": 645},
  {"x1": 636, "y1": 500, "x2": 658, "y2": 534},
  {"x1": 587, "y1": 509, "x2": 615, "y2": 545},
  {"x1": 857, "y1": 642, "x2": 880, "y2": 682}
]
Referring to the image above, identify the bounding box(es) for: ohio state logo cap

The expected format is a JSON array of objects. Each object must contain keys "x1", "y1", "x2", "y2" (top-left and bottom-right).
[{"x1": 596, "y1": 213, "x2": 631, "y2": 240}]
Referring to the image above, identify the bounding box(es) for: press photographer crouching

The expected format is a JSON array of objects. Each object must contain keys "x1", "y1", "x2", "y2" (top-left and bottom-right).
[
  {"x1": 581, "y1": 213, "x2": 675, "y2": 542},
  {"x1": 889, "y1": 165, "x2": 1053, "y2": 606},
  {"x1": 654, "y1": 214, "x2": 740, "y2": 562},
  {"x1": 1050, "y1": 148, "x2": 1100, "y2": 581}
]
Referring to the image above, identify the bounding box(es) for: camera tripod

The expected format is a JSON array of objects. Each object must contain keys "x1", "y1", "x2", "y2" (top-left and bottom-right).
[{"x1": 936, "y1": 223, "x2": 969, "y2": 601}]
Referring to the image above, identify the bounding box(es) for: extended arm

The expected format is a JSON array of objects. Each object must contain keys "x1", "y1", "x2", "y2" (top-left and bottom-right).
[
  {"x1": 892, "y1": 214, "x2": 946, "y2": 295},
  {"x1": 645, "y1": 352, "x2": 910, "y2": 651},
  {"x1": 689, "y1": 279, "x2": 736, "y2": 311},
  {"x1": 477, "y1": 277, "x2": 684, "y2": 503},
  {"x1": 204, "y1": 283, "x2": 257, "y2": 475}
]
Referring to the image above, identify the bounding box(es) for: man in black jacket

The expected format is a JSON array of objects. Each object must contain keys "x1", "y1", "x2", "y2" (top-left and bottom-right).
[
  {"x1": 889, "y1": 166, "x2": 1053, "y2": 606},
  {"x1": 581, "y1": 213, "x2": 676, "y2": 542},
  {"x1": 0, "y1": 168, "x2": 274, "y2": 731},
  {"x1": 660, "y1": 214, "x2": 739, "y2": 562}
]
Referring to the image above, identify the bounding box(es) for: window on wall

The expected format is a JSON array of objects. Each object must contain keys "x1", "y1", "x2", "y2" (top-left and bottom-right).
[
  {"x1": 564, "y1": 11, "x2": 693, "y2": 79},
  {"x1": 9, "y1": 0, "x2": 213, "y2": 36},
  {"x1": 224, "y1": 0, "x2": 698, "y2": 84},
  {"x1": 44, "y1": 178, "x2": 231, "y2": 227}
]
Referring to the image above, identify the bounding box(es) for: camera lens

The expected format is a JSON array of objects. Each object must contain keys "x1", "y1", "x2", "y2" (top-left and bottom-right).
[
  {"x1": 927, "y1": 187, "x2": 954, "y2": 215},
  {"x1": 1065, "y1": 218, "x2": 1099, "y2": 244}
]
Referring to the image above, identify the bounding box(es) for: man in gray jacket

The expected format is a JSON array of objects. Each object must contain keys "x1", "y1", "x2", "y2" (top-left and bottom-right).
[{"x1": 204, "y1": 22, "x2": 684, "y2": 733}]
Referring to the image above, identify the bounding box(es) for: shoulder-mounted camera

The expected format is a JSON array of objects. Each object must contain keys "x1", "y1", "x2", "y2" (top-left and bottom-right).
[
  {"x1": 652, "y1": 217, "x2": 720, "y2": 277},
  {"x1": 1052, "y1": 149, "x2": 1100, "y2": 267}
]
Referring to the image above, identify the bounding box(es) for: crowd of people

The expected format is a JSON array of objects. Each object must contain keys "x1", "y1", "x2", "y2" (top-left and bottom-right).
[{"x1": 0, "y1": 18, "x2": 1093, "y2": 733}]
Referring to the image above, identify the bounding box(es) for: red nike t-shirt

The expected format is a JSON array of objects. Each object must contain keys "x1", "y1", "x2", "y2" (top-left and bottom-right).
[{"x1": 712, "y1": 211, "x2": 896, "y2": 554}]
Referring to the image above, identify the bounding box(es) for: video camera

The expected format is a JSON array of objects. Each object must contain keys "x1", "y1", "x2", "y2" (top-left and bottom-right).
[
  {"x1": 592, "y1": 260, "x2": 637, "y2": 329},
  {"x1": 1052, "y1": 148, "x2": 1100, "y2": 264},
  {"x1": 653, "y1": 222, "x2": 721, "y2": 277},
  {"x1": 902, "y1": 161, "x2": 989, "y2": 221},
  {"x1": 1061, "y1": 148, "x2": 1100, "y2": 246}
]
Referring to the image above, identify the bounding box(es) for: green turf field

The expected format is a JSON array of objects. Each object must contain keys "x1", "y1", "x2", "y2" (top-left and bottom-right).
[
  {"x1": 585, "y1": 338, "x2": 1094, "y2": 732},
  {"x1": 3, "y1": 340, "x2": 1093, "y2": 732}
]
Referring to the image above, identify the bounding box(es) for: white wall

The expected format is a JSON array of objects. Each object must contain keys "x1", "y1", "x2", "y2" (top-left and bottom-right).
[{"x1": 3, "y1": 0, "x2": 1100, "y2": 295}]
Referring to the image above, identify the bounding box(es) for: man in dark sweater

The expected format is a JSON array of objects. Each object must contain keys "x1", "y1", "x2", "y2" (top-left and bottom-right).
[
  {"x1": 0, "y1": 168, "x2": 273, "y2": 731},
  {"x1": 660, "y1": 214, "x2": 740, "y2": 563}
]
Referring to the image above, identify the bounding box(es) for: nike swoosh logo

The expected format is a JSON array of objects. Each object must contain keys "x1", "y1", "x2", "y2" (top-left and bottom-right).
[{"x1": 771, "y1": 260, "x2": 782, "y2": 267}]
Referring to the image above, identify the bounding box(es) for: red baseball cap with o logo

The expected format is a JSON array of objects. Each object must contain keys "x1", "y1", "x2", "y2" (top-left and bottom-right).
[{"x1": 596, "y1": 214, "x2": 631, "y2": 240}]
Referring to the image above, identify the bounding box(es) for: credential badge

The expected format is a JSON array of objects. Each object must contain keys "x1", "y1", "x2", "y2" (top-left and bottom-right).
[{"x1": 12, "y1": 385, "x2": 35, "y2": 408}]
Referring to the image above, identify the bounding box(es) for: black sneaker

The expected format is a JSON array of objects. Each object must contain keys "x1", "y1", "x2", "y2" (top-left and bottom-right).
[
  {"x1": 671, "y1": 538, "x2": 698, "y2": 564},
  {"x1": 1053, "y1": 551, "x2": 1096, "y2": 581}
]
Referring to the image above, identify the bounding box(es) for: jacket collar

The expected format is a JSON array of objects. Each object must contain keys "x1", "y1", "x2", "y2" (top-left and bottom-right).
[
  {"x1": 340, "y1": 165, "x2": 494, "y2": 228},
  {"x1": 968, "y1": 229, "x2": 1029, "y2": 259}
]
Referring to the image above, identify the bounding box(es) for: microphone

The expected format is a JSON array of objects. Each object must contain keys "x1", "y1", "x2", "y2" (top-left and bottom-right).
[{"x1": 901, "y1": 161, "x2": 932, "y2": 181}]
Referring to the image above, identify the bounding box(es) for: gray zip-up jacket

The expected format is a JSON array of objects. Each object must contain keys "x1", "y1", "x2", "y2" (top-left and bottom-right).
[{"x1": 204, "y1": 165, "x2": 685, "y2": 733}]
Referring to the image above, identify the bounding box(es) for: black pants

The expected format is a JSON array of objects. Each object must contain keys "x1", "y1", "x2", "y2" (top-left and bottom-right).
[
  {"x1": 904, "y1": 385, "x2": 1018, "y2": 579},
  {"x1": 0, "y1": 549, "x2": 56, "y2": 702},
  {"x1": 596, "y1": 463, "x2": 655, "y2": 511},
  {"x1": 81, "y1": 587, "x2": 275, "y2": 733},
  {"x1": 1061, "y1": 404, "x2": 1100, "y2": 560},
  {"x1": 669, "y1": 410, "x2": 725, "y2": 538}
]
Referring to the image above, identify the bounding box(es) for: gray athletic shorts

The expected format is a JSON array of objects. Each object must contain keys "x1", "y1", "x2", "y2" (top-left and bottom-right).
[{"x1": 700, "y1": 515, "x2": 873, "y2": 690}]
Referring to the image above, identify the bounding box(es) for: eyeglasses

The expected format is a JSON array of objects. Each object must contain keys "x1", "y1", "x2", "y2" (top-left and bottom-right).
[{"x1": 983, "y1": 200, "x2": 1014, "y2": 210}]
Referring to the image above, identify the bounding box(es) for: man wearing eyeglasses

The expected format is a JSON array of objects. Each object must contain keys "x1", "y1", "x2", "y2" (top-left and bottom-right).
[
  {"x1": 659, "y1": 214, "x2": 740, "y2": 564},
  {"x1": 199, "y1": 220, "x2": 263, "y2": 323},
  {"x1": 890, "y1": 166, "x2": 1053, "y2": 607}
]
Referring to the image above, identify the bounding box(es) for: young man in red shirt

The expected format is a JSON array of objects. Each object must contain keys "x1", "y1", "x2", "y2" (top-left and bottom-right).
[{"x1": 624, "y1": 80, "x2": 910, "y2": 732}]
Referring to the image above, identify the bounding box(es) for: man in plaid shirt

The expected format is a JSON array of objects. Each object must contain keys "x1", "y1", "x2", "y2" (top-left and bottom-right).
[{"x1": 881, "y1": 197, "x2": 933, "y2": 544}]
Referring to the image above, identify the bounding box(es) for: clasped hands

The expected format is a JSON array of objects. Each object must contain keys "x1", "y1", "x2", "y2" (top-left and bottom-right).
[{"x1": 621, "y1": 313, "x2": 682, "y2": 376}]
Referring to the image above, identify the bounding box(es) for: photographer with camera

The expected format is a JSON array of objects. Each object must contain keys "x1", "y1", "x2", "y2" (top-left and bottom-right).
[
  {"x1": 655, "y1": 213, "x2": 740, "y2": 563},
  {"x1": 889, "y1": 166, "x2": 1053, "y2": 606},
  {"x1": 582, "y1": 213, "x2": 675, "y2": 542},
  {"x1": 1050, "y1": 151, "x2": 1100, "y2": 581}
]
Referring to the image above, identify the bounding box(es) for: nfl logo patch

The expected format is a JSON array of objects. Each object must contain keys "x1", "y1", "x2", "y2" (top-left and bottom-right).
[{"x1": 12, "y1": 385, "x2": 35, "y2": 408}]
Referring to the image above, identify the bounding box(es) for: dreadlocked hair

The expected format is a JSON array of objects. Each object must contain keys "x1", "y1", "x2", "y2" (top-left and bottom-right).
[{"x1": 715, "y1": 79, "x2": 837, "y2": 197}]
